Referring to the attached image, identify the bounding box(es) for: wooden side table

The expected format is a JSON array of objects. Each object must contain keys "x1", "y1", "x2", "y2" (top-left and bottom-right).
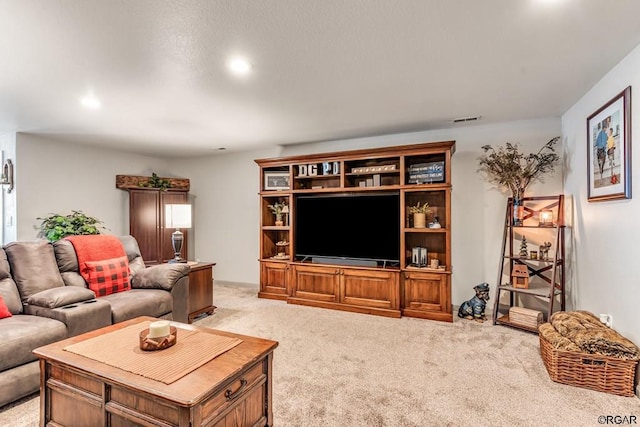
[{"x1": 187, "y1": 262, "x2": 216, "y2": 323}]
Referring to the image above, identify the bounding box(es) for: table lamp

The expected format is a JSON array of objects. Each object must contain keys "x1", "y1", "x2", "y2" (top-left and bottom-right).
[{"x1": 165, "y1": 204, "x2": 192, "y2": 263}]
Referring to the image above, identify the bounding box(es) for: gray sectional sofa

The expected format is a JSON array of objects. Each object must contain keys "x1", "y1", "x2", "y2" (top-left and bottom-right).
[{"x1": 0, "y1": 235, "x2": 190, "y2": 407}]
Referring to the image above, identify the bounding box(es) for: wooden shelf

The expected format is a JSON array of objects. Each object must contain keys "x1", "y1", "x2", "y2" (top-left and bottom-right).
[
  {"x1": 404, "y1": 228, "x2": 448, "y2": 233},
  {"x1": 345, "y1": 170, "x2": 400, "y2": 177},
  {"x1": 495, "y1": 314, "x2": 540, "y2": 334},
  {"x1": 492, "y1": 195, "x2": 566, "y2": 333},
  {"x1": 402, "y1": 184, "x2": 451, "y2": 192},
  {"x1": 262, "y1": 226, "x2": 290, "y2": 231},
  {"x1": 404, "y1": 266, "x2": 451, "y2": 274},
  {"x1": 497, "y1": 284, "x2": 562, "y2": 298},
  {"x1": 504, "y1": 256, "x2": 564, "y2": 264},
  {"x1": 507, "y1": 225, "x2": 565, "y2": 229},
  {"x1": 259, "y1": 190, "x2": 290, "y2": 196}
]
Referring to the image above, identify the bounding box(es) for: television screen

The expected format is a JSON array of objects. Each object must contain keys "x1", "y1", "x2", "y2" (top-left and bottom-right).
[{"x1": 295, "y1": 192, "x2": 400, "y2": 263}]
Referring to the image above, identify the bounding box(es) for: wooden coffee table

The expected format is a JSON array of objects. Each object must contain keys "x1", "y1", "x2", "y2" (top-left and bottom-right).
[{"x1": 33, "y1": 316, "x2": 278, "y2": 427}]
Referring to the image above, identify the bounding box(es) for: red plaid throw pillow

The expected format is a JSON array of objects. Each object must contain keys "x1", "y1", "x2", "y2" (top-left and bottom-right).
[
  {"x1": 0, "y1": 295, "x2": 12, "y2": 319},
  {"x1": 82, "y1": 256, "x2": 130, "y2": 297}
]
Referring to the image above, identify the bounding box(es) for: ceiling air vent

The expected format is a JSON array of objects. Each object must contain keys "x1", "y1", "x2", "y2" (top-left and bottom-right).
[{"x1": 452, "y1": 115, "x2": 481, "y2": 123}]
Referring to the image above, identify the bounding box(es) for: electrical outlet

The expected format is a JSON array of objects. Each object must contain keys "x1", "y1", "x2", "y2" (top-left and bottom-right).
[{"x1": 599, "y1": 313, "x2": 613, "y2": 328}]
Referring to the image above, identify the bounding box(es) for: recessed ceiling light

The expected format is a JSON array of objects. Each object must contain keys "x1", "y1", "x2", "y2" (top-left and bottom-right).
[
  {"x1": 227, "y1": 57, "x2": 252, "y2": 76},
  {"x1": 80, "y1": 94, "x2": 101, "y2": 109}
]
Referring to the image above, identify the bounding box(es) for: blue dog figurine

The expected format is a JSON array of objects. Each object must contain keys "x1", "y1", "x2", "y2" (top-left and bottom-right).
[{"x1": 458, "y1": 283, "x2": 490, "y2": 322}]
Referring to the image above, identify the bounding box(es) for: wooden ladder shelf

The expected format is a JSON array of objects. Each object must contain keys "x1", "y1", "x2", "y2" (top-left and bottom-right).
[{"x1": 492, "y1": 195, "x2": 566, "y2": 333}]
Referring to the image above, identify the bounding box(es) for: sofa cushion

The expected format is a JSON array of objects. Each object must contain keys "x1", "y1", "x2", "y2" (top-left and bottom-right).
[
  {"x1": 0, "y1": 278, "x2": 22, "y2": 317},
  {"x1": 83, "y1": 256, "x2": 130, "y2": 297},
  {"x1": 119, "y1": 235, "x2": 146, "y2": 275},
  {"x1": 0, "y1": 295, "x2": 11, "y2": 319},
  {"x1": 101, "y1": 289, "x2": 172, "y2": 323},
  {"x1": 0, "y1": 314, "x2": 67, "y2": 372},
  {"x1": 52, "y1": 240, "x2": 87, "y2": 288},
  {"x1": 53, "y1": 239, "x2": 79, "y2": 274},
  {"x1": 4, "y1": 241, "x2": 65, "y2": 302},
  {"x1": 0, "y1": 249, "x2": 22, "y2": 315},
  {"x1": 26, "y1": 287, "x2": 96, "y2": 309}
]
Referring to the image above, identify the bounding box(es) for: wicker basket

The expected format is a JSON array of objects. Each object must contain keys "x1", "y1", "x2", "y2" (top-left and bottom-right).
[{"x1": 539, "y1": 334, "x2": 638, "y2": 397}]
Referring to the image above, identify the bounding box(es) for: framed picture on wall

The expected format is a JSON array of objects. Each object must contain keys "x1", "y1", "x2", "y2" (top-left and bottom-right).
[{"x1": 586, "y1": 86, "x2": 632, "y2": 202}]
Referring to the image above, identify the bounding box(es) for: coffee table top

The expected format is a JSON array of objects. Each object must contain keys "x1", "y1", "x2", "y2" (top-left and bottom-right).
[{"x1": 33, "y1": 316, "x2": 278, "y2": 406}]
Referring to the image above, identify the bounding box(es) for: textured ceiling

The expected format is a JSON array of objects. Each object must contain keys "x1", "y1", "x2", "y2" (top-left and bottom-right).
[{"x1": 2, "y1": 0, "x2": 640, "y2": 157}]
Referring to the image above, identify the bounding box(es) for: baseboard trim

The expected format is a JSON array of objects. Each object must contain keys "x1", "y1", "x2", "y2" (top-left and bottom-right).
[{"x1": 216, "y1": 280, "x2": 259, "y2": 289}]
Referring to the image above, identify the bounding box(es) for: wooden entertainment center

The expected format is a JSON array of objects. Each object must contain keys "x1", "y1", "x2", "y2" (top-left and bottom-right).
[{"x1": 255, "y1": 141, "x2": 455, "y2": 322}]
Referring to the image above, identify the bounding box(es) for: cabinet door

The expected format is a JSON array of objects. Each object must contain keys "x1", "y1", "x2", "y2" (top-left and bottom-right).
[
  {"x1": 403, "y1": 272, "x2": 451, "y2": 320},
  {"x1": 260, "y1": 261, "x2": 288, "y2": 298},
  {"x1": 291, "y1": 265, "x2": 339, "y2": 302},
  {"x1": 129, "y1": 190, "x2": 161, "y2": 264},
  {"x1": 342, "y1": 268, "x2": 399, "y2": 309},
  {"x1": 160, "y1": 192, "x2": 189, "y2": 263}
]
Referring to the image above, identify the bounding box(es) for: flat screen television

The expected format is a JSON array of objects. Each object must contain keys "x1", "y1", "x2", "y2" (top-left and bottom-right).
[{"x1": 295, "y1": 192, "x2": 400, "y2": 264}]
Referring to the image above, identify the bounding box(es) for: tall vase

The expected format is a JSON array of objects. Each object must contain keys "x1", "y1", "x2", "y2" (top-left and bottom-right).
[
  {"x1": 512, "y1": 193, "x2": 524, "y2": 226},
  {"x1": 275, "y1": 213, "x2": 283, "y2": 226}
]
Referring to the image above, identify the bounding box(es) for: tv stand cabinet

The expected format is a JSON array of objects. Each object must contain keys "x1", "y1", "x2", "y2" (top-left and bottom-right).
[
  {"x1": 288, "y1": 263, "x2": 401, "y2": 318},
  {"x1": 255, "y1": 141, "x2": 455, "y2": 321}
]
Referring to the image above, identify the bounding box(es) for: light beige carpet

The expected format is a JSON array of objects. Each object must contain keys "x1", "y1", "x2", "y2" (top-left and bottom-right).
[{"x1": 2, "y1": 281, "x2": 639, "y2": 426}]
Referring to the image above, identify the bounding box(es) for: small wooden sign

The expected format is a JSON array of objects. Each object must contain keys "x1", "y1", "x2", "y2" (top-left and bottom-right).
[{"x1": 297, "y1": 162, "x2": 339, "y2": 177}]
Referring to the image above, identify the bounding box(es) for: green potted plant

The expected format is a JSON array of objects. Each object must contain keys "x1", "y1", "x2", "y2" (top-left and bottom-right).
[
  {"x1": 267, "y1": 201, "x2": 288, "y2": 226},
  {"x1": 477, "y1": 137, "x2": 559, "y2": 225},
  {"x1": 37, "y1": 210, "x2": 107, "y2": 242},
  {"x1": 408, "y1": 202, "x2": 431, "y2": 229}
]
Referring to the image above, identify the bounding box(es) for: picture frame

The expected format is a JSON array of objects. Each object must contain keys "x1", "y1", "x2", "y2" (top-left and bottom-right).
[
  {"x1": 264, "y1": 171, "x2": 290, "y2": 191},
  {"x1": 587, "y1": 86, "x2": 631, "y2": 202}
]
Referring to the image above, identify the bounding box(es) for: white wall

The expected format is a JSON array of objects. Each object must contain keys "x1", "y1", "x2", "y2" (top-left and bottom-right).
[
  {"x1": 562, "y1": 43, "x2": 640, "y2": 345},
  {"x1": 172, "y1": 147, "x2": 282, "y2": 284},
  {"x1": 15, "y1": 134, "x2": 170, "y2": 241},
  {"x1": 0, "y1": 132, "x2": 17, "y2": 244}
]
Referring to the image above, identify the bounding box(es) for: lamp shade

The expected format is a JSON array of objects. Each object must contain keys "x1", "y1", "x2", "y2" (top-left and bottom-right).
[{"x1": 165, "y1": 204, "x2": 192, "y2": 229}]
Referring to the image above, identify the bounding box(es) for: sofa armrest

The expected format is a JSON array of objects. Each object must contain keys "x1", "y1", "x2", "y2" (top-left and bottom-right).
[
  {"x1": 130, "y1": 264, "x2": 189, "y2": 291},
  {"x1": 25, "y1": 287, "x2": 96, "y2": 309}
]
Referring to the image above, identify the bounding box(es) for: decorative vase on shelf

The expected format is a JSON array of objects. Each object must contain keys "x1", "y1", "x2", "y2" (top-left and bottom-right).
[
  {"x1": 512, "y1": 189, "x2": 525, "y2": 226},
  {"x1": 275, "y1": 213, "x2": 283, "y2": 226},
  {"x1": 413, "y1": 213, "x2": 426, "y2": 229}
]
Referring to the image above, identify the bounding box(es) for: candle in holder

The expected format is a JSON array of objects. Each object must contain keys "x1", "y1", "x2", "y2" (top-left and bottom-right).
[
  {"x1": 148, "y1": 320, "x2": 170, "y2": 338},
  {"x1": 539, "y1": 209, "x2": 553, "y2": 227}
]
